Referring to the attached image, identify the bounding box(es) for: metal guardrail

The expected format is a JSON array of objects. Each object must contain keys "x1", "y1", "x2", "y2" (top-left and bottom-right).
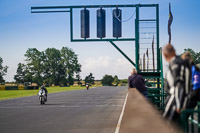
[
  {"x1": 144, "y1": 48, "x2": 165, "y2": 111},
  {"x1": 181, "y1": 102, "x2": 200, "y2": 133}
]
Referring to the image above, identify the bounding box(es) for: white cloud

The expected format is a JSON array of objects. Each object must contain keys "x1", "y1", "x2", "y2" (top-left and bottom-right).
[
  {"x1": 80, "y1": 56, "x2": 133, "y2": 80},
  {"x1": 83, "y1": 56, "x2": 111, "y2": 69}
]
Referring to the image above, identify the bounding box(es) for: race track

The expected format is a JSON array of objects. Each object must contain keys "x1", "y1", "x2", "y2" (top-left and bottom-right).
[{"x1": 0, "y1": 86, "x2": 127, "y2": 133}]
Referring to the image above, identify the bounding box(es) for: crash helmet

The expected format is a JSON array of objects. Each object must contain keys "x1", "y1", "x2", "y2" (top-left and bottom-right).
[{"x1": 41, "y1": 85, "x2": 45, "y2": 89}]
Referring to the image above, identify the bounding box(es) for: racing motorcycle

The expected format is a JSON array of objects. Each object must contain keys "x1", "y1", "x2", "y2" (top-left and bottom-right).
[
  {"x1": 38, "y1": 89, "x2": 47, "y2": 105},
  {"x1": 86, "y1": 83, "x2": 89, "y2": 90}
]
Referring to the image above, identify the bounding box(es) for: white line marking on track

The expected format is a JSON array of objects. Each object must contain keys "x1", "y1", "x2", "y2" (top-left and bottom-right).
[{"x1": 115, "y1": 92, "x2": 129, "y2": 133}]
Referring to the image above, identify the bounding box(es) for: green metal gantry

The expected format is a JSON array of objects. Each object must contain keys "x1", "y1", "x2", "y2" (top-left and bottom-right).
[{"x1": 31, "y1": 4, "x2": 164, "y2": 109}]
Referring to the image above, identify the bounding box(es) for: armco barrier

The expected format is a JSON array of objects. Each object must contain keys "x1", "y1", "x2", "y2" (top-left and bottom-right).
[
  {"x1": 25, "y1": 86, "x2": 39, "y2": 90},
  {"x1": 6, "y1": 86, "x2": 18, "y2": 90},
  {"x1": 1, "y1": 85, "x2": 38, "y2": 90}
]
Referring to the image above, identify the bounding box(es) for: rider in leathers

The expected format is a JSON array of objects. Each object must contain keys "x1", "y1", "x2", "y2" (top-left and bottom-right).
[
  {"x1": 40, "y1": 85, "x2": 48, "y2": 101},
  {"x1": 163, "y1": 44, "x2": 190, "y2": 121}
]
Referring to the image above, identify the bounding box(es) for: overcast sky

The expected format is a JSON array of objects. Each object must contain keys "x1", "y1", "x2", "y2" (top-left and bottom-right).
[{"x1": 0, "y1": 0, "x2": 200, "y2": 81}]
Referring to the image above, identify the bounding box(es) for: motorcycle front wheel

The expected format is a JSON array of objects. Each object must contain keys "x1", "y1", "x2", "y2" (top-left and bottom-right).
[{"x1": 40, "y1": 97, "x2": 44, "y2": 105}]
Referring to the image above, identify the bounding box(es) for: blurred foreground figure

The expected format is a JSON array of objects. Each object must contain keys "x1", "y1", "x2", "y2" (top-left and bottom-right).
[
  {"x1": 162, "y1": 44, "x2": 190, "y2": 121},
  {"x1": 181, "y1": 52, "x2": 200, "y2": 109}
]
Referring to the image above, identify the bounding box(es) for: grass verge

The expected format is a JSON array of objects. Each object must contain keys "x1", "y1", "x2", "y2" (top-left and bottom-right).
[{"x1": 0, "y1": 86, "x2": 86, "y2": 101}]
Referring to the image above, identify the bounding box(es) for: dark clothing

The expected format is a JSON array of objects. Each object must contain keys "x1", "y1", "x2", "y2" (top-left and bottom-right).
[
  {"x1": 163, "y1": 56, "x2": 190, "y2": 121},
  {"x1": 182, "y1": 59, "x2": 192, "y2": 91},
  {"x1": 187, "y1": 65, "x2": 200, "y2": 109},
  {"x1": 187, "y1": 89, "x2": 200, "y2": 109},
  {"x1": 128, "y1": 74, "x2": 147, "y2": 96},
  {"x1": 42, "y1": 87, "x2": 48, "y2": 94},
  {"x1": 40, "y1": 87, "x2": 48, "y2": 101}
]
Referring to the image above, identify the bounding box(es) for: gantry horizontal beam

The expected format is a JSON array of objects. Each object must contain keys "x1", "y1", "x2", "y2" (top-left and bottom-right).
[
  {"x1": 71, "y1": 38, "x2": 135, "y2": 42},
  {"x1": 31, "y1": 4, "x2": 158, "y2": 13},
  {"x1": 32, "y1": 4, "x2": 158, "y2": 9},
  {"x1": 32, "y1": 10, "x2": 70, "y2": 13}
]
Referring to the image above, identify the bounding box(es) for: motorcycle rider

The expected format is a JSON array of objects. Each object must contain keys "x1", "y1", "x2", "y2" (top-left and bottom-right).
[
  {"x1": 86, "y1": 83, "x2": 89, "y2": 90},
  {"x1": 40, "y1": 85, "x2": 48, "y2": 101}
]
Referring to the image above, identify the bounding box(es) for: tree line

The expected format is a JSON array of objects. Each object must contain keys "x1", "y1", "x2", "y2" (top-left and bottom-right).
[
  {"x1": 0, "y1": 47, "x2": 123, "y2": 86},
  {"x1": 0, "y1": 48, "x2": 199, "y2": 85},
  {"x1": 0, "y1": 57, "x2": 8, "y2": 83},
  {"x1": 14, "y1": 47, "x2": 81, "y2": 86}
]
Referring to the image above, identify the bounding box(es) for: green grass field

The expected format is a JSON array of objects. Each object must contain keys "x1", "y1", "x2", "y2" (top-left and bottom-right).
[{"x1": 0, "y1": 86, "x2": 86, "y2": 101}]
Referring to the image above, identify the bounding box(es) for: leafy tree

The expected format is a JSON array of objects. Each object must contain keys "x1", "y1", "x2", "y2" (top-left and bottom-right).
[
  {"x1": 182, "y1": 48, "x2": 200, "y2": 65},
  {"x1": 76, "y1": 73, "x2": 82, "y2": 85},
  {"x1": 113, "y1": 75, "x2": 120, "y2": 85},
  {"x1": 85, "y1": 73, "x2": 95, "y2": 85},
  {"x1": 101, "y1": 75, "x2": 114, "y2": 86},
  {"x1": 60, "y1": 47, "x2": 81, "y2": 85},
  {"x1": 24, "y1": 48, "x2": 43, "y2": 85},
  {"x1": 0, "y1": 57, "x2": 8, "y2": 84},
  {"x1": 24, "y1": 72, "x2": 33, "y2": 83},
  {"x1": 14, "y1": 63, "x2": 26, "y2": 84},
  {"x1": 43, "y1": 48, "x2": 62, "y2": 85},
  {"x1": 21, "y1": 47, "x2": 81, "y2": 86}
]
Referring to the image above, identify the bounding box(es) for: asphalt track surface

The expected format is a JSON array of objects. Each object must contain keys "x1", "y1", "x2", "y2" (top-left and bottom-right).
[{"x1": 0, "y1": 86, "x2": 127, "y2": 133}]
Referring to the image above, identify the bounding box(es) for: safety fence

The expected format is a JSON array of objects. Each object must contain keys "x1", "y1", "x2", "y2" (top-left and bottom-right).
[
  {"x1": 181, "y1": 102, "x2": 200, "y2": 133},
  {"x1": 0, "y1": 85, "x2": 39, "y2": 90},
  {"x1": 146, "y1": 79, "x2": 166, "y2": 111}
]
